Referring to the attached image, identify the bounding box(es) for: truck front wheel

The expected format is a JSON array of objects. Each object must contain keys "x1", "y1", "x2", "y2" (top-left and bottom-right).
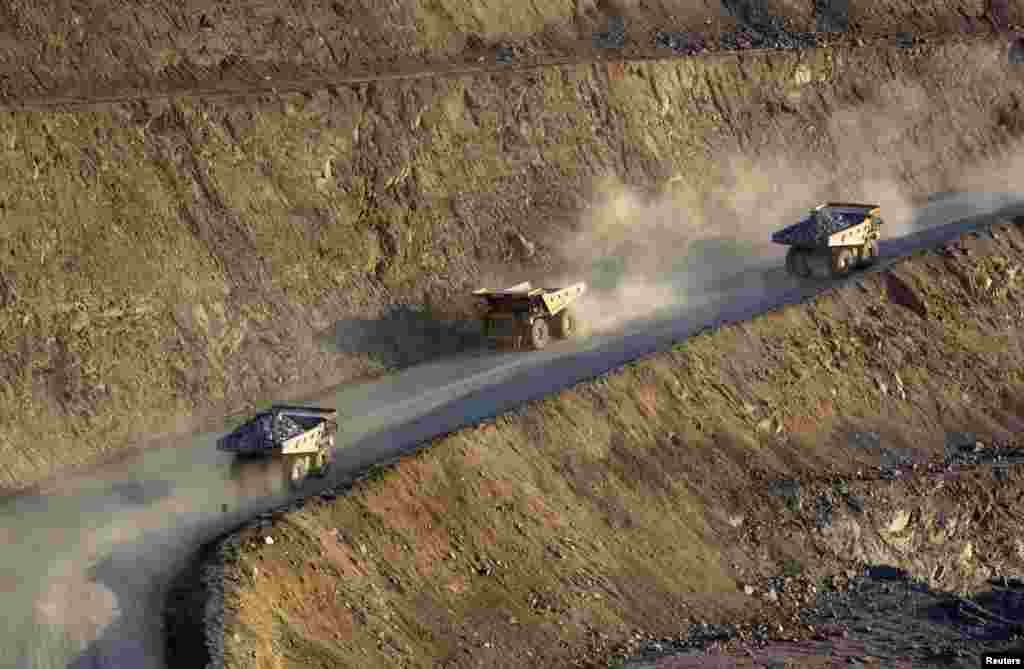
[
  {"x1": 287, "y1": 455, "x2": 310, "y2": 488},
  {"x1": 859, "y1": 240, "x2": 879, "y2": 267},
  {"x1": 552, "y1": 307, "x2": 578, "y2": 339},
  {"x1": 528, "y1": 317, "x2": 550, "y2": 350}
]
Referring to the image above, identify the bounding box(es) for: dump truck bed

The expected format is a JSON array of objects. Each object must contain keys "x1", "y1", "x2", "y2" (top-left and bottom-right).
[
  {"x1": 217, "y1": 405, "x2": 337, "y2": 456},
  {"x1": 771, "y1": 202, "x2": 881, "y2": 247},
  {"x1": 473, "y1": 281, "x2": 586, "y2": 316}
]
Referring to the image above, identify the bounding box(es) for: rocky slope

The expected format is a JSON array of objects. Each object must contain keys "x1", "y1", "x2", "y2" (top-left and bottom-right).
[
  {"x1": 2, "y1": 20, "x2": 1024, "y2": 494},
  {"x1": 0, "y1": 1, "x2": 1019, "y2": 103},
  {"x1": 175, "y1": 215, "x2": 1024, "y2": 669}
]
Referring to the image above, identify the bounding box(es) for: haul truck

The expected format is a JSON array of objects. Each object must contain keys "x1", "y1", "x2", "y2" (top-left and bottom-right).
[
  {"x1": 473, "y1": 281, "x2": 586, "y2": 350},
  {"x1": 771, "y1": 202, "x2": 883, "y2": 279},
  {"x1": 217, "y1": 405, "x2": 336, "y2": 489}
]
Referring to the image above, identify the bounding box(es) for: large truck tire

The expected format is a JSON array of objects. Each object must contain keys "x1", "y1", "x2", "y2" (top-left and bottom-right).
[
  {"x1": 859, "y1": 240, "x2": 879, "y2": 267},
  {"x1": 806, "y1": 249, "x2": 833, "y2": 279},
  {"x1": 313, "y1": 449, "x2": 329, "y2": 477},
  {"x1": 831, "y1": 247, "x2": 855, "y2": 277},
  {"x1": 785, "y1": 247, "x2": 812, "y2": 278},
  {"x1": 528, "y1": 317, "x2": 550, "y2": 350},
  {"x1": 552, "y1": 307, "x2": 578, "y2": 339},
  {"x1": 316, "y1": 435, "x2": 334, "y2": 477},
  {"x1": 286, "y1": 455, "x2": 310, "y2": 489}
]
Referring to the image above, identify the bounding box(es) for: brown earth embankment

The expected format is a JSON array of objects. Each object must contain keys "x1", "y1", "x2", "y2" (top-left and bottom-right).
[
  {"x1": 0, "y1": 1, "x2": 1018, "y2": 103},
  {"x1": 189, "y1": 216, "x2": 1024, "y2": 669},
  {"x1": 3, "y1": 33, "x2": 1024, "y2": 494}
]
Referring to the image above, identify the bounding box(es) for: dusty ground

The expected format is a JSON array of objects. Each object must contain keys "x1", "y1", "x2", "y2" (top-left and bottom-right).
[
  {"x1": 176, "y1": 217, "x2": 1024, "y2": 668},
  {"x1": 4, "y1": 21, "x2": 1024, "y2": 495}
]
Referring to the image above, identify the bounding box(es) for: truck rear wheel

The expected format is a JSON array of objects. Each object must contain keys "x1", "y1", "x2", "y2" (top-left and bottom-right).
[
  {"x1": 287, "y1": 455, "x2": 310, "y2": 488},
  {"x1": 785, "y1": 247, "x2": 811, "y2": 278},
  {"x1": 806, "y1": 249, "x2": 833, "y2": 279},
  {"x1": 552, "y1": 307, "x2": 578, "y2": 339},
  {"x1": 831, "y1": 248, "x2": 854, "y2": 277},
  {"x1": 528, "y1": 317, "x2": 550, "y2": 350}
]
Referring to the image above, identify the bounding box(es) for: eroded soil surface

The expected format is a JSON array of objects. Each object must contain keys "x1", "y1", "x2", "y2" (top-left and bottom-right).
[
  {"x1": 618, "y1": 570, "x2": 1024, "y2": 668},
  {"x1": 612, "y1": 447, "x2": 1024, "y2": 668}
]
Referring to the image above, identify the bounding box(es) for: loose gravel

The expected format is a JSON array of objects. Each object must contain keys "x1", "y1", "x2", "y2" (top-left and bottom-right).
[
  {"x1": 594, "y1": 16, "x2": 626, "y2": 50},
  {"x1": 219, "y1": 410, "x2": 316, "y2": 453},
  {"x1": 815, "y1": 0, "x2": 850, "y2": 33},
  {"x1": 719, "y1": 21, "x2": 819, "y2": 51},
  {"x1": 771, "y1": 211, "x2": 870, "y2": 246},
  {"x1": 618, "y1": 569, "x2": 1024, "y2": 668},
  {"x1": 654, "y1": 32, "x2": 709, "y2": 56},
  {"x1": 1012, "y1": 37, "x2": 1024, "y2": 65}
]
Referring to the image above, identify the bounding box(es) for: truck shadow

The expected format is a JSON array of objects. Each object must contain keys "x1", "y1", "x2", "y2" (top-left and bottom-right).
[
  {"x1": 107, "y1": 480, "x2": 176, "y2": 508},
  {"x1": 315, "y1": 305, "x2": 489, "y2": 369}
]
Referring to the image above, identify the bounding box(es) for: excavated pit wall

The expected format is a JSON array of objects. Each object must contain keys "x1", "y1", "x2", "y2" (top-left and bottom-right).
[
  {"x1": 186, "y1": 216, "x2": 1024, "y2": 669},
  {"x1": 0, "y1": 1, "x2": 1018, "y2": 102},
  {"x1": 2, "y1": 34, "x2": 1024, "y2": 493}
]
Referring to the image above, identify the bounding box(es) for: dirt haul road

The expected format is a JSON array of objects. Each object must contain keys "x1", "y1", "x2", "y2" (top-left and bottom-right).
[{"x1": 0, "y1": 193, "x2": 1021, "y2": 669}]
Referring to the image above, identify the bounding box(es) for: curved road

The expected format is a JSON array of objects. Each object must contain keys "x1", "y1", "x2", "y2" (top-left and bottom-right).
[{"x1": 0, "y1": 193, "x2": 1021, "y2": 669}]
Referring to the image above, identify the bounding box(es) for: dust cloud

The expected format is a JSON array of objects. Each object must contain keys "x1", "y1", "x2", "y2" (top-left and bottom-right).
[
  {"x1": 539, "y1": 40, "x2": 1023, "y2": 334},
  {"x1": 4, "y1": 438, "x2": 283, "y2": 669},
  {"x1": 34, "y1": 561, "x2": 121, "y2": 656}
]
